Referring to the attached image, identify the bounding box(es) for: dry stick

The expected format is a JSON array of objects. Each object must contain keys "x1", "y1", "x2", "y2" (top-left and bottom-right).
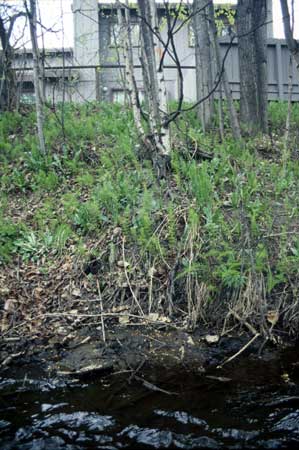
[
  {"x1": 1, "y1": 351, "x2": 24, "y2": 367},
  {"x1": 134, "y1": 375, "x2": 178, "y2": 396},
  {"x1": 284, "y1": 53, "x2": 293, "y2": 165},
  {"x1": 96, "y1": 279, "x2": 106, "y2": 344},
  {"x1": 148, "y1": 262, "x2": 155, "y2": 314},
  {"x1": 264, "y1": 231, "x2": 298, "y2": 238},
  {"x1": 218, "y1": 81, "x2": 224, "y2": 141},
  {"x1": 122, "y1": 237, "x2": 144, "y2": 316},
  {"x1": 217, "y1": 333, "x2": 260, "y2": 369},
  {"x1": 228, "y1": 308, "x2": 259, "y2": 336},
  {"x1": 43, "y1": 311, "x2": 161, "y2": 321},
  {"x1": 43, "y1": 312, "x2": 182, "y2": 330}
]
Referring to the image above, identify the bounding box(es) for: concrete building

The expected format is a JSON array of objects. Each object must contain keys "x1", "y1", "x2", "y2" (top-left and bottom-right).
[{"x1": 8, "y1": 0, "x2": 299, "y2": 104}]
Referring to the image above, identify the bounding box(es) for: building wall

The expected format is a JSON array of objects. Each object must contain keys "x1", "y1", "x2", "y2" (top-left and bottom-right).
[
  {"x1": 11, "y1": 1, "x2": 299, "y2": 104},
  {"x1": 12, "y1": 50, "x2": 76, "y2": 104},
  {"x1": 97, "y1": 6, "x2": 299, "y2": 103}
]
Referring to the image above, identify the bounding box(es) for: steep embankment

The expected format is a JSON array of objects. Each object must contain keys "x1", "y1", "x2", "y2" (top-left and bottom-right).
[{"x1": 1, "y1": 102, "x2": 299, "y2": 373}]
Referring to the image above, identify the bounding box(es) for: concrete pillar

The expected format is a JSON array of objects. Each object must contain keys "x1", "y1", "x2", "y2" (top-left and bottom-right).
[
  {"x1": 72, "y1": 0, "x2": 99, "y2": 101},
  {"x1": 267, "y1": 0, "x2": 274, "y2": 38}
]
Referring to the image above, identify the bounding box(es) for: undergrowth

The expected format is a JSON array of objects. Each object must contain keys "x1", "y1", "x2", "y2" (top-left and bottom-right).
[{"x1": 1, "y1": 101, "x2": 299, "y2": 336}]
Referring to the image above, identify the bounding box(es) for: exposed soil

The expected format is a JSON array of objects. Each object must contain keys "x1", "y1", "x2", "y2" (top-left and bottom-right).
[
  {"x1": 0, "y1": 313, "x2": 290, "y2": 383},
  {"x1": 0, "y1": 256, "x2": 293, "y2": 382}
]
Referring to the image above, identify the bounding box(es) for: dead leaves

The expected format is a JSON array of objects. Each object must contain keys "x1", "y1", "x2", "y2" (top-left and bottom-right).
[
  {"x1": 266, "y1": 310, "x2": 279, "y2": 326},
  {"x1": 205, "y1": 334, "x2": 220, "y2": 344}
]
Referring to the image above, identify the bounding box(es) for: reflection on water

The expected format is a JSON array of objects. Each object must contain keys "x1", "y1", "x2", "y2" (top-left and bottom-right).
[{"x1": 1, "y1": 347, "x2": 299, "y2": 449}]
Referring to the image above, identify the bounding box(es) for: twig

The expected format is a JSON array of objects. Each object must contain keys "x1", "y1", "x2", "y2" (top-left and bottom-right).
[
  {"x1": 0, "y1": 337, "x2": 21, "y2": 343},
  {"x1": 96, "y1": 279, "x2": 106, "y2": 344},
  {"x1": 217, "y1": 333, "x2": 260, "y2": 369},
  {"x1": 229, "y1": 308, "x2": 259, "y2": 336},
  {"x1": 264, "y1": 231, "x2": 298, "y2": 238},
  {"x1": 57, "y1": 361, "x2": 113, "y2": 377},
  {"x1": 1, "y1": 351, "x2": 24, "y2": 367},
  {"x1": 128, "y1": 359, "x2": 146, "y2": 383},
  {"x1": 122, "y1": 237, "x2": 144, "y2": 316},
  {"x1": 134, "y1": 375, "x2": 178, "y2": 396}
]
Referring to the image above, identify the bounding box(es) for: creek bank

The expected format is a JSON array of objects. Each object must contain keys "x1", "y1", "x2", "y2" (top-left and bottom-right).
[{"x1": 0, "y1": 322, "x2": 292, "y2": 382}]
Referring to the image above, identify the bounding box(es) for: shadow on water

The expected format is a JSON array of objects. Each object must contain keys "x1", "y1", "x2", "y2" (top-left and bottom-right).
[{"x1": 1, "y1": 346, "x2": 299, "y2": 449}]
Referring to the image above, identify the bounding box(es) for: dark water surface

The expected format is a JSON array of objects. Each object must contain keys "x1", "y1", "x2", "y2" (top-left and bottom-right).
[{"x1": 1, "y1": 347, "x2": 299, "y2": 449}]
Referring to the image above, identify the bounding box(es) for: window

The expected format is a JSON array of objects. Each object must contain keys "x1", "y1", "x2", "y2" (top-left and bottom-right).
[
  {"x1": 112, "y1": 89, "x2": 126, "y2": 103},
  {"x1": 19, "y1": 81, "x2": 34, "y2": 93},
  {"x1": 110, "y1": 22, "x2": 140, "y2": 47},
  {"x1": 18, "y1": 81, "x2": 35, "y2": 104},
  {"x1": 112, "y1": 89, "x2": 144, "y2": 104}
]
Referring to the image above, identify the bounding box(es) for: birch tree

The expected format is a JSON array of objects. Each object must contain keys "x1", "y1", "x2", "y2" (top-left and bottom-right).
[
  {"x1": 236, "y1": 0, "x2": 268, "y2": 135},
  {"x1": 137, "y1": 0, "x2": 171, "y2": 176},
  {"x1": 116, "y1": 1, "x2": 150, "y2": 148},
  {"x1": 24, "y1": 0, "x2": 46, "y2": 155}
]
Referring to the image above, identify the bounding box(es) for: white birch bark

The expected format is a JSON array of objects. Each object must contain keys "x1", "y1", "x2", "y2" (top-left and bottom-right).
[
  {"x1": 116, "y1": 2, "x2": 150, "y2": 148},
  {"x1": 137, "y1": 0, "x2": 171, "y2": 163},
  {"x1": 148, "y1": 0, "x2": 170, "y2": 155}
]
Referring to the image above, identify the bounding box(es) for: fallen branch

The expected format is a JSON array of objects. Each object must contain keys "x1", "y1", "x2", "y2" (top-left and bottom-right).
[
  {"x1": 1, "y1": 351, "x2": 24, "y2": 367},
  {"x1": 43, "y1": 311, "x2": 180, "y2": 328},
  {"x1": 217, "y1": 333, "x2": 260, "y2": 369},
  {"x1": 122, "y1": 237, "x2": 144, "y2": 316},
  {"x1": 134, "y1": 374, "x2": 178, "y2": 396},
  {"x1": 57, "y1": 361, "x2": 114, "y2": 377},
  {"x1": 96, "y1": 279, "x2": 106, "y2": 344},
  {"x1": 229, "y1": 308, "x2": 259, "y2": 335}
]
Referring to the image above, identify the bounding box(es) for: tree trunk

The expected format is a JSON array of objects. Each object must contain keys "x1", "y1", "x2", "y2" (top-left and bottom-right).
[
  {"x1": 280, "y1": 0, "x2": 299, "y2": 76},
  {"x1": 148, "y1": 0, "x2": 170, "y2": 156},
  {"x1": 236, "y1": 0, "x2": 268, "y2": 135},
  {"x1": 0, "y1": 15, "x2": 16, "y2": 111},
  {"x1": 193, "y1": 0, "x2": 214, "y2": 133},
  {"x1": 137, "y1": 0, "x2": 171, "y2": 176},
  {"x1": 117, "y1": 2, "x2": 150, "y2": 150},
  {"x1": 284, "y1": 55, "x2": 293, "y2": 157},
  {"x1": 208, "y1": 1, "x2": 241, "y2": 141},
  {"x1": 27, "y1": 0, "x2": 46, "y2": 155},
  {"x1": 138, "y1": 0, "x2": 160, "y2": 124}
]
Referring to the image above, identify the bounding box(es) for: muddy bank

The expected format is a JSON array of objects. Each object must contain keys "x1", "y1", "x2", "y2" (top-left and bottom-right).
[{"x1": 0, "y1": 320, "x2": 291, "y2": 383}]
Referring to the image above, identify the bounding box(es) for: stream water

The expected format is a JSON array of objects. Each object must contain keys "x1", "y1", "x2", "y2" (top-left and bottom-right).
[{"x1": 1, "y1": 346, "x2": 299, "y2": 449}]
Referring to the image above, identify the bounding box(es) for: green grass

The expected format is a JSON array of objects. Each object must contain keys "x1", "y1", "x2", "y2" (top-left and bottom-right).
[{"x1": 1, "y1": 101, "x2": 299, "y2": 331}]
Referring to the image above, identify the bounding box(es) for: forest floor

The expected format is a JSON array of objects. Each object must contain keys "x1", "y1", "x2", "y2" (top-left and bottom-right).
[{"x1": 1, "y1": 102, "x2": 299, "y2": 377}]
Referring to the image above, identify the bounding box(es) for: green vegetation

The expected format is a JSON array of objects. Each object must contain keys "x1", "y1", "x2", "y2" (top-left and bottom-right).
[{"x1": 1, "y1": 102, "x2": 299, "y2": 334}]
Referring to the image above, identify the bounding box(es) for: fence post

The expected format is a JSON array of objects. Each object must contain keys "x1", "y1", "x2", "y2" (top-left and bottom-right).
[{"x1": 95, "y1": 67, "x2": 100, "y2": 101}]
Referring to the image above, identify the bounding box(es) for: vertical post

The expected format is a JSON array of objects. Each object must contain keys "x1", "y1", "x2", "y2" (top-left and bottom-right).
[
  {"x1": 95, "y1": 67, "x2": 100, "y2": 101},
  {"x1": 267, "y1": 0, "x2": 274, "y2": 38},
  {"x1": 73, "y1": 0, "x2": 100, "y2": 101},
  {"x1": 276, "y1": 41, "x2": 284, "y2": 100}
]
